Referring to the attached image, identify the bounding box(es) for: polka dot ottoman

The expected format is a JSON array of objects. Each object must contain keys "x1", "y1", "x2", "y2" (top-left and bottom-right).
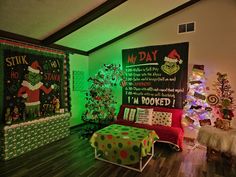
[{"x1": 90, "y1": 124, "x2": 159, "y2": 172}]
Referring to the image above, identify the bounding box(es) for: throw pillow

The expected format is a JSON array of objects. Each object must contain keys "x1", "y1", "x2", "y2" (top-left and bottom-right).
[
  {"x1": 129, "y1": 109, "x2": 136, "y2": 121},
  {"x1": 123, "y1": 108, "x2": 136, "y2": 121},
  {"x1": 123, "y1": 108, "x2": 130, "y2": 120},
  {"x1": 152, "y1": 111, "x2": 172, "y2": 127},
  {"x1": 135, "y1": 108, "x2": 153, "y2": 125}
]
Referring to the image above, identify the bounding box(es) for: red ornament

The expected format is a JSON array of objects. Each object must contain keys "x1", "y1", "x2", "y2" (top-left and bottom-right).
[
  {"x1": 95, "y1": 96, "x2": 101, "y2": 100},
  {"x1": 143, "y1": 140, "x2": 147, "y2": 146}
]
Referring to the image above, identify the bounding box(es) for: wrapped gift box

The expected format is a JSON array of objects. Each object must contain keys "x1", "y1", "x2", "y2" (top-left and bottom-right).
[{"x1": 0, "y1": 113, "x2": 71, "y2": 160}]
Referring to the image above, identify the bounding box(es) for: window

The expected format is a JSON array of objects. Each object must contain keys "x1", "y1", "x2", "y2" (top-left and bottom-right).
[{"x1": 178, "y1": 22, "x2": 195, "y2": 34}]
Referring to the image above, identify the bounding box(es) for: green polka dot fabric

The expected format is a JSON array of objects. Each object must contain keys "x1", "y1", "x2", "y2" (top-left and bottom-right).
[
  {"x1": 152, "y1": 111, "x2": 172, "y2": 127},
  {"x1": 90, "y1": 124, "x2": 159, "y2": 165}
]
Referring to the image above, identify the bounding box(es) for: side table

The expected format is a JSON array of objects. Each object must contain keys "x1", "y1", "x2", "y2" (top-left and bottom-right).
[{"x1": 197, "y1": 125, "x2": 236, "y2": 166}]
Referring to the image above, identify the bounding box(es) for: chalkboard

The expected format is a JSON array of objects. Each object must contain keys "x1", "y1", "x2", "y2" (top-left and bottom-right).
[
  {"x1": 2, "y1": 48, "x2": 66, "y2": 124},
  {"x1": 122, "y1": 42, "x2": 188, "y2": 108}
]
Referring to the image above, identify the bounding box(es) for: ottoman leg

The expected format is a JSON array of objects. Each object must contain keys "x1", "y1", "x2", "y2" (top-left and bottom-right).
[
  {"x1": 206, "y1": 147, "x2": 221, "y2": 162},
  {"x1": 222, "y1": 152, "x2": 233, "y2": 167}
]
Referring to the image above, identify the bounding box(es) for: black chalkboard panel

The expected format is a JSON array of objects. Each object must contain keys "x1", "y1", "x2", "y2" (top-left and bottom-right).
[
  {"x1": 122, "y1": 42, "x2": 188, "y2": 109},
  {"x1": 3, "y1": 49, "x2": 65, "y2": 124}
]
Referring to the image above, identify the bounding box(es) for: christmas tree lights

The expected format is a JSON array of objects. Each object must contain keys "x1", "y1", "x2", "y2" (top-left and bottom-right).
[{"x1": 183, "y1": 65, "x2": 212, "y2": 129}]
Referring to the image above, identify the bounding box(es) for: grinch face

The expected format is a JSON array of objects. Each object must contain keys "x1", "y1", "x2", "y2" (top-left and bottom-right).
[
  {"x1": 161, "y1": 61, "x2": 180, "y2": 75},
  {"x1": 25, "y1": 72, "x2": 42, "y2": 86}
]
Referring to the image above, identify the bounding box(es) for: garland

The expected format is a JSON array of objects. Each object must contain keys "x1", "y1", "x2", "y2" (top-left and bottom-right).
[
  {"x1": 0, "y1": 38, "x2": 65, "y2": 58},
  {"x1": 3, "y1": 113, "x2": 70, "y2": 130},
  {"x1": 64, "y1": 53, "x2": 71, "y2": 112}
]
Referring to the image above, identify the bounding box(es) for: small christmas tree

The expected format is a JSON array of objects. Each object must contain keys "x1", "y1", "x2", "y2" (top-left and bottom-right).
[
  {"x1": 212, "y1": 72, "x2": 234, "y2": 120},
  {"x1": 82, "y1": 64, "x2": 126, "y2": 127},
  {"x1": 183, "y1": 65, "x2": 213, "y2": 129}
]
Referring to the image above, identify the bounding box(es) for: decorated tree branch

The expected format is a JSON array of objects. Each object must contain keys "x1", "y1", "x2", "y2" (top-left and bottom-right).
[
  {"x1": 82, "y1": 64, "x2": 126, "y2": 127},
  {"x1": 210, "y1": 72, "x2": 235, "y2": 120}
]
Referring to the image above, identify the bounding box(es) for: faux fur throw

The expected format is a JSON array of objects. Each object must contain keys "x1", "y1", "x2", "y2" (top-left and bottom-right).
[{"x1": 197, "y1": 125, "x2": 236, "y2": 156}]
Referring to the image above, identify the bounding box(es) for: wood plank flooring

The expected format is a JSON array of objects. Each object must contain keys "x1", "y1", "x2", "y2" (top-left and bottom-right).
[{"x1": 0, "y1": 127, "x2": 236, "y2": 177}]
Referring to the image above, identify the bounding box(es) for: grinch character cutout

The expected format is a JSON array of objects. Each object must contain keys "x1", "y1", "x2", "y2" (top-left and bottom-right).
[
  {"x1": 161, "y1": 49, "x2": 183, "y2": 75},
  {"x1": 18, "y1": 61, "x2": 57, "y2": 118}
]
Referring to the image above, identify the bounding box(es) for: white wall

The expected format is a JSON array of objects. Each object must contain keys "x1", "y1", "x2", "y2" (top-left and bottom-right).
[
  {"x1": 69, "y1": 54, "x2": 89, "y2": 127},
  {"x1": 89, "y1": 0, "x2": 236, "y2": 123}
]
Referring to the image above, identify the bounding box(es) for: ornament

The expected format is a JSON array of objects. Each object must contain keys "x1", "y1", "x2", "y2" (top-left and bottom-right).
[
  {"x1": 207, "y1": 94, "x2": 219, "y2": 106},
  {"x1": 90, "y1": 90, "x2": 97, "y2": 98},
  {"x1": 221, "y1": 98, "x2": 231, "y2": 108},
  {"x1": 52, "y1": 97, "x2": 60, "y2": 113},
  {"x1": 205, "y1": 107, "x2": 213, "y2": 111},
  {"x1": 221, "y1": 109, "x2": 234, "y2": 120},
  {"x1": 214, "y1": 118, "x2": 231, "y2": 130},
  {"x1": 12, "y1": 106, "x2": 20, "y2": 121},
  {"x1": 5, "y1": 108, "x2": 12, "y2": 125},
  {"x1": 95, "y1": 96, "x2": 101, "y2": 101},
  {"x1": 189, "y1": 80, "x2": 202, "y2": 85},
  {"x1": 194, "y1": 91, "x2": 206, "y2": 100},
  {"x1": 182, "y1": 116, "x2": 194, "y2": 126},
  {"x1": 120, "y1": 80, "x2": 127, "y2": 87},
  {"x1": 199, "y1": 119, "x2": 211, "y2": 126},
  {"x1": 190, "y1": 105, "x2": 202, "y2": 109}
]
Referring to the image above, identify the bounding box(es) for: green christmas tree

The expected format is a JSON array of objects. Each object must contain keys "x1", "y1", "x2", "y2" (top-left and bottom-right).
[{"x1": 82, "y1": 64, "x2": 126, "y2": 127}]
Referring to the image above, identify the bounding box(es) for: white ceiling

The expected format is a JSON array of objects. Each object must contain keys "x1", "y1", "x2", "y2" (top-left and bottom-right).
[
  {"x1": 0, "y1": 0, "x2": 194, "y2": 54},
  {"x1": 0, "y1": 0, "x2": 106, "y2": 39}
]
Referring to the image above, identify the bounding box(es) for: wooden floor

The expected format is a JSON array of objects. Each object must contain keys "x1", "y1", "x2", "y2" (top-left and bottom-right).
[{"x1": 0, "y1": 127, "x2": 236, "y2": 177}]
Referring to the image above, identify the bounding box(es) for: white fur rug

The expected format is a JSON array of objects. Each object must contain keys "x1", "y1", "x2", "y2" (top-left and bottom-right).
[{"x1": 197, "y1": 126, "x2": 236, "y2": 156}]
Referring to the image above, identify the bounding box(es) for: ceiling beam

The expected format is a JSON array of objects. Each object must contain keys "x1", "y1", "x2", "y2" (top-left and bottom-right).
[
  {"x1": 50, "y1": 43, "x2": 88, "y2": 55},
  {"x1": 0, "y1": 30, "x2": 41, "y2": 45},
  {"x1": 0, "y1": 30, "x2": 89, "y2": 56},
  {"x1": 42, "y1": 0, "x2": 127, "y2": 45},
  {"x1": 88, "y1": 0, "x2": 201, "y2": 54}
]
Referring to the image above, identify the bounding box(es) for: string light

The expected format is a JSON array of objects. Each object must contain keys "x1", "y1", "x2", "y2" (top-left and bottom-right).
[{"x1": 183, "y1": 65, "x2": 213, "y2": 128}]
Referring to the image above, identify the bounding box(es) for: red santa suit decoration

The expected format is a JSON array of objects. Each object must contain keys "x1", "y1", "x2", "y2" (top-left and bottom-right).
[
  {"x1": 18, "y1": 61, "x2": 54, "y2": 116},
  {"x1": 18, "y1": 81, "x2": 53, "y2": 107}
]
